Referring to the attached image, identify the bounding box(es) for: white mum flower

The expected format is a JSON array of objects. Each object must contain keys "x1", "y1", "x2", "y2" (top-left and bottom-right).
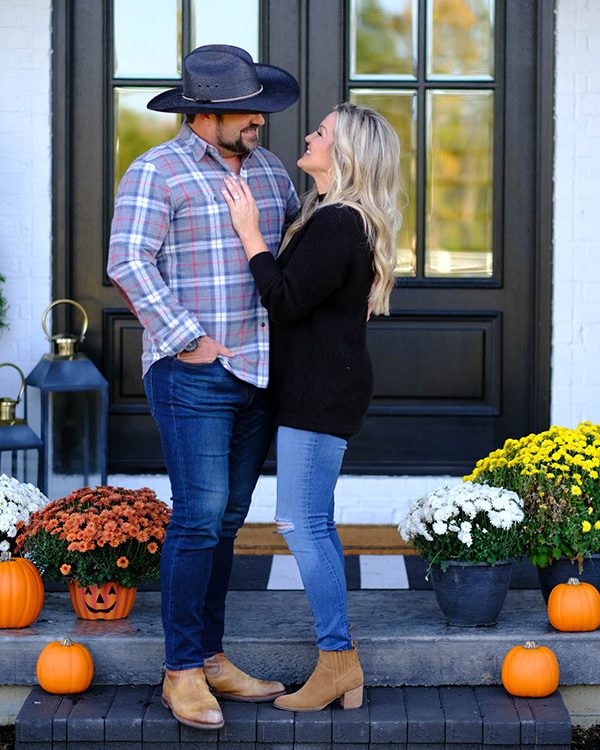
[
  {"x1": 457, "y1": 529, "x2": 473, "y2": 546},
  {"x1": 0, "y1": 474, "x2": 49, "y2": 541},
  {"x1": 461, "y1": 501, "x2": 476, "y2": 518}
]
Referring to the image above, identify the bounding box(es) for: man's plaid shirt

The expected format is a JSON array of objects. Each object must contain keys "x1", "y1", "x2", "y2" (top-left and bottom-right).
[{"x1": 107, "y1": 122, "x2": 299, "y2": 386}]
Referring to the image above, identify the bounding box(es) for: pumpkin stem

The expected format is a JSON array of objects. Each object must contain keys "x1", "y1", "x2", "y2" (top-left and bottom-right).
[
  {"x1": 60, "y1": 637, "x2": 73, "y2": 647},
  {"x1": 0, "y1": 551, "x2": 12, "y2": 563},
  {"x1": 567, "y1": 577, "x2": 581, "y2": 586},
  {"x1": 524, "y1": 641, "x2": 538, "y2": 649}
]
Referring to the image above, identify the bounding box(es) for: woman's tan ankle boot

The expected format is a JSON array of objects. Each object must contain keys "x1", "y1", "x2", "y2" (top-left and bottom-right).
[{"x1": 274, "y1": 642, "x2": 363, "y2": 712}]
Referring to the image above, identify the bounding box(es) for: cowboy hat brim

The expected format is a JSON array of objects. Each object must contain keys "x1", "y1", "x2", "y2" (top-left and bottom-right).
[{"x1": 147, "y1": 63, "x2": 299, "y2": 114}]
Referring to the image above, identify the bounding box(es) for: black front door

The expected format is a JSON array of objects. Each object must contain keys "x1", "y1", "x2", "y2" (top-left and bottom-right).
[{"x1": 53, "y1": 0, "x2": 553, "y2": 475}]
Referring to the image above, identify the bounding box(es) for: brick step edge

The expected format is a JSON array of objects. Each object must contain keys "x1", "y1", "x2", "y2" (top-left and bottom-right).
[{"x1": 16, "y1": 684, "x2": 572, "y2": 749}]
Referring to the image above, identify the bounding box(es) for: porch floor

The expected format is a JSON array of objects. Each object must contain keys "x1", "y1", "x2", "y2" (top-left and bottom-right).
[
  {"x1": 2, "y1": 588, "x2": 599, "y2": 687},
  {"x1": 15, "y1": 683, "x2": 572, "y2": 750}
]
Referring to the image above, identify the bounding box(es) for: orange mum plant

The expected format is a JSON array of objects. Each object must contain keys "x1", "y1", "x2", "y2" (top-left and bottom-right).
[{"x1": 17, "y1": 486, "x2": 171, "y2": 588}]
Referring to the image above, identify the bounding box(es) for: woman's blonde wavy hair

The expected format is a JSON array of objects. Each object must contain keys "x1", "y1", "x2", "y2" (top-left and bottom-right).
[{"x1": 280, "y1": 102, "x2": 402, "y2": 316}]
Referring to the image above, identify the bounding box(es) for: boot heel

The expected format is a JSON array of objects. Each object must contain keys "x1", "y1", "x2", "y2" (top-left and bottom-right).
[{"x1": 340, "y1": 685, "x2": 363, "y2": 709}]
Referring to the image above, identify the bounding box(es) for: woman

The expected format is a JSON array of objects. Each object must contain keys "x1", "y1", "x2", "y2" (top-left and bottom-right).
[{"x1": 221, "y1": 102, "x2": 401, "y2": 712}]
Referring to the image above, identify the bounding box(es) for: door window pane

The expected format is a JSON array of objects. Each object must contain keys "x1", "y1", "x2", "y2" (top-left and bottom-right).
[
  {"x1": 350, "y1": 0, "x2": 418, "y2": 80},
  {"x1": 114, "y1": 88, "x2": 180, "y2": 192},
  {"x1": 427, "y1": 0, "x2": 494, "y2": 80},
  {"x1": 425, "y1": 90, "x2": 494, "y2": 278},
  {"x1": 114, "y1": 0, "x2": 182, "y2": 78},
  {"x1": 350, "y1": 90, "x2": 417, "y2": 276},
  {"x1": 192, "y1": 0, "x2": 259, "y2": 61}
]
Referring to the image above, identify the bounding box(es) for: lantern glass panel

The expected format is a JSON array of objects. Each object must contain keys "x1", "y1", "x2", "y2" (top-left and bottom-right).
[
  {"x1": 0, "y1": 444, "x2": 40, "y2": 486},
  {"x1": 47, "y1": 391, "x2": 102, "y2": 499}
]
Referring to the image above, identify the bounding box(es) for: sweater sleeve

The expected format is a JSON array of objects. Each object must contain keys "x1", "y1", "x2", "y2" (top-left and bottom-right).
[{"x1": 248, "y1": 206, "x2": 363, "y2": 324}]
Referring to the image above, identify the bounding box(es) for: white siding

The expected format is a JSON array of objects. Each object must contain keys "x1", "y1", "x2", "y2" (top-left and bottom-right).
[
  {"x1": 552, "y1": 0, "x2": 600, "y2": 426},
  {"x1": 0, "y1": 0, "x2": 52, "y2": 396}
]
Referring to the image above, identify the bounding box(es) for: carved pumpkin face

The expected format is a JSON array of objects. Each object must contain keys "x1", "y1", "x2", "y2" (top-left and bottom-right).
[
  {"x1": 83, "y1": 582, "x2": 118, "y2": 615},
  {"x1": 68, "y1": 581, "x2": 137, "y2": 620}
]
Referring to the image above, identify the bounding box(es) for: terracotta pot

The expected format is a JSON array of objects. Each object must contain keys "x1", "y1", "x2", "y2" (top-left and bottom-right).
[{"x1": 68, "y1": 580, "x2": 136, "y2": 620}]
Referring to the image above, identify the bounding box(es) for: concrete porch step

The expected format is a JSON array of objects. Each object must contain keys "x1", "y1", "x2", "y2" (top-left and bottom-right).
[
  {"x1": 2, "y1": 590, "x2": 600, "y2": 687},
  {"x1": 15, "y1": 684, "x2": 572, "y2": 750}
]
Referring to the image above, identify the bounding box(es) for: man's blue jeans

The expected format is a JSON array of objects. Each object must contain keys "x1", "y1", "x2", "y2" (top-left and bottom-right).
[
  {"x1": 275, "y1": 426, "x2": 352, "y2": 651},
  {"x1": 144, "y1": 356, "x2": 273, "y2": 670}
]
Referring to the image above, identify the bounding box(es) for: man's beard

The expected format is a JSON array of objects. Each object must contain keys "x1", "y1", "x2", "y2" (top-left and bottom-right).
[{"x1": 216, "y1": 125, "x2": 259, "y2": 157}]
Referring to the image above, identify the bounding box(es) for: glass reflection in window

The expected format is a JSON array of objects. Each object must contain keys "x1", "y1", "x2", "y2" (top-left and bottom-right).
[
  {"x1": 114, "y1": 88, "x2": 180, "y2": 193},
  {"x1": 425, "y1": 90, "x2": 494, "y2": 278},
  {"x1": 427, "y1": 0, "x2": 495, "y2": 80},
  {"x1": 349, "y1": 0, "x2": 417, "y2": 80},
  {"x1": 192, "y1": 0, "x2": 259, "y2": 61},
  {"x1": 114, "y1": 0, "x2": 182, "y2": 78},
  {"x1": 350, "y1": 90, "x2": 417, "y2": 276}
]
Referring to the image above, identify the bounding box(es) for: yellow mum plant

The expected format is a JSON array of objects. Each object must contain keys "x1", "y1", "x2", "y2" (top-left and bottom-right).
[{"x1": 464, "y1": 422, "x2": 600, "y2": 568}]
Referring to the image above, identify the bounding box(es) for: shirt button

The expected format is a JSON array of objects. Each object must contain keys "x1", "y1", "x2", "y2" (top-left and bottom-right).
[{"x1": 260, "y1": 322, "x2": 266, "y2": 328}]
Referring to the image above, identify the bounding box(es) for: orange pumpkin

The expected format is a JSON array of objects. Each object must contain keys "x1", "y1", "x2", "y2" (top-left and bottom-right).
[
  {"x1": 0, "y1": 552, "x2": 44, "y2": 628},
  {"x1": 36, "y1": 637, "x2": 94, "y2": 694},
  {"x1": 548, "y1": 577, "x2": 600, "y2": 631},
  {"x1": 501, "y1": 641, "x2": 559, "y2": 697},
  {"x1": 68, "y1": 580, "x2": 136, "y2": 620}
]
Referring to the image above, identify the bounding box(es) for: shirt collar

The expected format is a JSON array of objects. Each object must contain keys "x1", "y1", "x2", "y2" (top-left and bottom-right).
[{"x1": 178, "y1": 121, "x2": 257, "y2": 168}]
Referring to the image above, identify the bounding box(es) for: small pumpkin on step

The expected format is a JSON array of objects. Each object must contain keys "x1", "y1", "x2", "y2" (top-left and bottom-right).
[
  {"x1": 36, "y1": 637, "x2": 94, "y2": 694},
  {"x1": 547, "y1": 577, "x2": 600, "y2": 632},
  {"x1": 501, "y1": 641, "x2": 559, "y2": 698}
]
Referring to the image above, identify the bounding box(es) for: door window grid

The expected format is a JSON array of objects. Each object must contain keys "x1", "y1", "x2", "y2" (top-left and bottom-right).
[
  {"x1": 111, "y1": 0, "x2": 259, "y2": 196},
  {"x1": 347, "y1": 0, "x2": 496, "y2": 280}
]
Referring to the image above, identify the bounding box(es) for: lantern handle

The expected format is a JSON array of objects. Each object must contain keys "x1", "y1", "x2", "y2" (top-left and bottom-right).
[
  {"x1": 41, "y1": 299, "x2": 89, "y2": 342},
  {"x1": 0, "y1": 363, "x2": 26, "y2": 404}
]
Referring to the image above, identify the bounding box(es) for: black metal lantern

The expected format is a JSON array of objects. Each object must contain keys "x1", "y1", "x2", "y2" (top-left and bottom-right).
[
  {"x1": 26, "y1": 299, "x2": 108, "y2": 500},
  {"x1": 0, "y1": 363, "x2": 44, "y2": 489}
]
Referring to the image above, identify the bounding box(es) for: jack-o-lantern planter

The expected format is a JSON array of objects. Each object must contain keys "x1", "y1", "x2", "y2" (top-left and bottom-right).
[
  {"x1": 17, "y1": 486, "x2": 170, "y2": 609},
  {"x1": 68, "y1": 581, "x2": 136, "y2": 621}
]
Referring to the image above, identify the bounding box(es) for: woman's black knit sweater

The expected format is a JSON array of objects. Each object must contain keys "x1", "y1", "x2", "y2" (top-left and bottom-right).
[{"x1": 248, "y1": 202, "x2": 375, "y2": 438}]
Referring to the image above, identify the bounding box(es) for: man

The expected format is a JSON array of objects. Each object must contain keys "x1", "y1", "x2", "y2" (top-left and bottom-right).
[{"x1": 107, "y1": 45, "x2": 300, "y2": 730}]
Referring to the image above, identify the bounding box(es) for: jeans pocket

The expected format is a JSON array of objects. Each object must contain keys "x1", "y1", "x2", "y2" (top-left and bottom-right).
[{"x1": 174, "y1": 355, "x2": 219, "y2": 369}]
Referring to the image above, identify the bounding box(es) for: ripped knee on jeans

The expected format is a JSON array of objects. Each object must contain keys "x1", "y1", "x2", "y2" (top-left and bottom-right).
[{"x1": 275, "y1": 518, "x2": 295, "y2": 535}]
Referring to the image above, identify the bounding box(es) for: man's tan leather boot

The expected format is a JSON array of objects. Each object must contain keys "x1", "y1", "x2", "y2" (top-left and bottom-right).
[
  {"x1": 274, "y1": 642, "x2": 363, "y2": 712},
  {"x1": 203, "y1": 652, "x2": 286, "y2": 702},
  {"x1": 161, "y1": 667, "x2": 224, "y2": 729}
]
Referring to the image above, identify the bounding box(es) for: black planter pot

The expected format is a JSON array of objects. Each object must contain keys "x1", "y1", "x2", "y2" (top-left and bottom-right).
[
  {"x1": 537, "y1": 554, "x2": 600, "y2": 603},
  {"x1": 429, "y1": 560, "x2": 513, "y2": 627}
]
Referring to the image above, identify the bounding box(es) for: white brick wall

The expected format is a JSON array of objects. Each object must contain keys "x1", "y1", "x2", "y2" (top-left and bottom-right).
[
  {"x1": 0, "y1": 0, "x2": 52, "y2": 399},
  {"x1": 2, "y1": 0, "x2": 598, "y2": 524},
  {"x1": 552, "y1": 0, "x2": 600, "y2": 427},
  {"x1": 108, "y1": 473, "x2": 462, "y2": 523}
]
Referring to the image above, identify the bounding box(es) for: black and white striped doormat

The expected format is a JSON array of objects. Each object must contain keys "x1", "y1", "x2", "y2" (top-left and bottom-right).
[{"x1": 227, "y1": 555, "x2": 540, "y2": 591}]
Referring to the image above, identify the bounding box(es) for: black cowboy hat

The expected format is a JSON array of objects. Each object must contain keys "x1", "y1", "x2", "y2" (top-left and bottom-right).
[{"x1": 147, "y1": 44, "x2": 299, "y2": 114}]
